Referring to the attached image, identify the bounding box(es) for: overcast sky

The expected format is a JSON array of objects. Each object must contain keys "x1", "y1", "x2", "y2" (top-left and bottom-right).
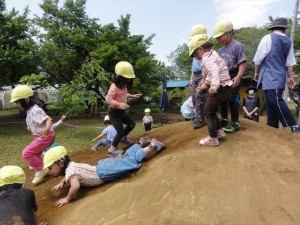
[{"x1": 6, "y1": 0, "x2": 297, "y2": 64}]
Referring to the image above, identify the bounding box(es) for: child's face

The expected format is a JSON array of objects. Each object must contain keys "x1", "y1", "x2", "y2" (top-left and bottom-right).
[
  {"x1": 14, "y1": 100, "x2": 23, "y2": 110},
  {"x1": 194, "y1": 47, "x2": 205, "y2": 60},
  {"x1": 145, "y1": 112, "x2": 150, "y2": 115},
  {"x1": 49, "y1": 162, "x2": 63, "y2": 177},
  {"x1": 216, "y1": 31, "x2": 232, "y2": 46}
]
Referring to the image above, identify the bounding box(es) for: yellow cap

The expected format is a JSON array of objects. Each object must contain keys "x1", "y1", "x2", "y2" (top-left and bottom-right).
[
  {"x1": 0, "y1": 165, "x2": 26, "y2": 186},
  {"x1": 115, "y1": 61, "x2": 135, "y2": 79},
  {"x1": 104, "y1": 115, "x2": 110, "y2": 121},
  {"x1": 189, "y1": 34, "x2": 209, "y2": 57},
  {"x1": 144, "y1": 108, "x2": 151, "y2": 113},
  {"x1": 190, "y1": 24, "x2": 207, "y2": 38},
  {"x1": 43, "y1": 146, "x2": 68, "y2": 169},
  {"x1": 10, "y1": 85, "x2": 33, "y2": 102},
  {"x1": 213, "y1": 19, "x2": 233, "y2": 38}
]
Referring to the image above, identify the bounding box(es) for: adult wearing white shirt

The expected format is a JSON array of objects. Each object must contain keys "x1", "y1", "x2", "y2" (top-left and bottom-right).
[{"x1": 253, "y1": 17, "x2": 300, "y2": 134}]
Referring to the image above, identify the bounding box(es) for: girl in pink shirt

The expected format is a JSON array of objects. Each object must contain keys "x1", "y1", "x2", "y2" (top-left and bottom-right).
[
  {"x1": 105, "y1": 61, "x2": 142, "y2": 156},
  {"x1": 189, "y1": 35, "x2": 233, "y2": 146}
]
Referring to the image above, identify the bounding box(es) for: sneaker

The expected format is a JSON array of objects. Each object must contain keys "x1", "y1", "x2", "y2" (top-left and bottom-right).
[
  {"x1": 291, "y1": 125, "x2": 300, "y2": 135},
  {"x1": 220, "y1": 118, "x2": 229, "y2": 128},
  {"x1": 223, "y1": 121, "x2": 240, "y2": 133},
  {"x1": 32, "y1": 168, "x2": 49, "y2": 185},
  {"x1": 149, "y1": 139, "x2": 166, "y2": 152},
  {"x1": 137, "y1": 137, "x2": 152, "y2": 148},
  {"x1": 91, "y1": 146, "x2": 97, "y2": 151},
  {"x1": 193, "y1": 118, "x2": 205, "y2": 129},
  {"x1": 121, "y1": 137, "x2": 134, "y2": 145},
  {"x1": 199, "y1": 136, "x2": 219, "y2": 146},
  {"x1": 107, "y1": 146, "x2": 124, "y2": 157},
  {"x1": 216, "y1": 129, "x2": 226, "y2": 139}
]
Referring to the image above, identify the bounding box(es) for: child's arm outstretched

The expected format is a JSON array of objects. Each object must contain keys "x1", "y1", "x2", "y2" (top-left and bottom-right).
[
  {"x1": 92, "y1": 133, "x2": 105, "y2": 142},
  {"x1": 128, "y1": 93, "x2": 142, "y2": 99},
  {"x1": 53, "y1": 177, "x2": 80, "y2": 207}
]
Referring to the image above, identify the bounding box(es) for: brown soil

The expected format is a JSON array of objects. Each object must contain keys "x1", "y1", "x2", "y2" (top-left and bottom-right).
[{"x1": 24, "y1": 118, "x2": 300, "y2": 225}]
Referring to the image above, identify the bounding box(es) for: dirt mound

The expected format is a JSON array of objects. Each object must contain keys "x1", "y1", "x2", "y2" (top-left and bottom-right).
[{"x1": 27, "y1": 119, "x2": 300, "y2": 225}]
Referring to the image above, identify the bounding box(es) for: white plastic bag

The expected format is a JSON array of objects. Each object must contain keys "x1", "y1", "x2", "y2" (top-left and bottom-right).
[{"x1": 180, "y1": 96, "x2": 195, "y2": 120}]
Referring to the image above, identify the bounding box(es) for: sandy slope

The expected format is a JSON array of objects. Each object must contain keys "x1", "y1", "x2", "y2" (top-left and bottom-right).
[{"x1": 27, "y1": 119, "x2": 300, "y2": 225}]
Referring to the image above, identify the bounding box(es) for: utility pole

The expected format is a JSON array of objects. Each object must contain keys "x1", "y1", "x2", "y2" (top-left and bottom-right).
[{"x1": 283, "y1": 0, "x2": 299, "y2": 100}]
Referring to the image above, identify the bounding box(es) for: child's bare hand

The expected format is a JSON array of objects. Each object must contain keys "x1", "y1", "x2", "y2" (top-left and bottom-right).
[
  {"x1": 119, "y1": 103, "x2": 129, "y2": 110},
  {"x1": 209, "y1": 86, "x2": 217, "y2": 94},
  {"x1": 61, "y1": 114, "x2": 66, "y2": 121},
  {"x1": 52, "y1": 183, "x2": 64, "y2": 192},
  {"x1": 55, "y1": 197, "x2": 69, "y2": 207},
  {"x1": 196, "y1": 86, "x2": 205, "y2": 93},
  {"x1": 38, "y1": 129, "x2": 49, "y2": 137},
  {"x1": 134, "y1": 93, "x2": 142, "y2": 99}
]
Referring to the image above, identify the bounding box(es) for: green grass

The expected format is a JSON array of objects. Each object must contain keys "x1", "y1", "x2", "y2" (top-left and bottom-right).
[{"x1": 0, "y1": 108, "x2": 167, "y2": 168}]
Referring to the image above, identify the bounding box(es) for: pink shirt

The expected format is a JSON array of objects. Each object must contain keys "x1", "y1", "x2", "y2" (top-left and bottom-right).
[
  {"x1": 26, "y1": 104, "x2": 53, "y2": 136},
  {"x1": 105, "y1": 83, "x2": 128, "y2": 109},
  {"x1": 202, "y1": 50, "x2": 233, "y2": 88}
]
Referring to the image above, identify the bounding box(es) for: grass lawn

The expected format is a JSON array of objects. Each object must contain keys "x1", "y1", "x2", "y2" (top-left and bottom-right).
[{"x1": 0, "y1": 108, "x2": 183, "y2": 168}]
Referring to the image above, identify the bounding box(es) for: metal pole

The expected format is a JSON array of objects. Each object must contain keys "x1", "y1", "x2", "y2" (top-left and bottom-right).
[{"x1": 283, "y1": 0, "x2": 299, "y2": 101}]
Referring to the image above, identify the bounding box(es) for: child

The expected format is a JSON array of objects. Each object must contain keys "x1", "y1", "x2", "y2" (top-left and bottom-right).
[
  {"x1": 242, "y1": 86, "x2": 260, "y2": 122},
  {"x1": 189, "y1": 24, "x2": 208, "y2": 128},
  {"x1": 106, "y1": 61, "x2": 142, "y2": 156},
  {"x1": 91, "y1": 115, "x2": 117, "y2": 151},
  {"x1": 0, "y1": 165, "x2": 45, "y2": 224},
  {"x1": 213, "y1": 19, "x2": 247, "y2": 133},
  {"x1": 10, "y1": 85, "x2": 54, "y2": 185},
  {"x1": 189, "y1": 33, "x2": 233, "y2": 146},
  {"x1": 43, "y1": 139, "x2": 166, "y2": 207},
  {"x1": 253, "y1": 17, "x2": 300, "y2": 134},
  {"x1": 143, "y1": 108, "x2": 153, "y2": 131}
]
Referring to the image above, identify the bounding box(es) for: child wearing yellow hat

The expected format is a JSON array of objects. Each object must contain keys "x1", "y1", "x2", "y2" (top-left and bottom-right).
[
  {"x1": 143, "y1": 108, "x2": 153, "y2": 131},
  {"x1": 91, "y1": 115, "x2": 117, "y2": 151},
  {"x1": 0, "y1": 165, "x2": 45, "y2": 224},
  {"x1": 189, "y1": 24, "x2": 208, "y2": 128},
  {"x1": 189, "y1": 34, "x2": 233, "y2": 146},
  {"x1": 106, "y1": 61, "x2": 143, "y2": 156},
  {"x1": 10, "y1": 85, "x2": 54, "y2": 185},
  {"x1": 44, "y1": 139, "x2": 166, "y2": 207},
  {"x1": 213, "y1": 20, "x2": 247, "y2": 133}
]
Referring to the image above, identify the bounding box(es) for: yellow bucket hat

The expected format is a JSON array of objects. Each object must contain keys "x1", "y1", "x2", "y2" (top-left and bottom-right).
[
  {"x1": 189, "y1": 34, "x2": 209, "y2": 57},
  {"x1": 43, "y1": 146, "x2": 68, "y2": 169},
  {"x1": 0, "y1": 165, "x2": 26, "y2": 186},
  {"x1": 115, "y1": 61, "x2": 135, "y2": 79},
  {"x1": 213, "y1": 19, "x2": 233, "y2": 39},
  {"x1": 10, "y1": 85, "x2": 34, "y2": 102}
]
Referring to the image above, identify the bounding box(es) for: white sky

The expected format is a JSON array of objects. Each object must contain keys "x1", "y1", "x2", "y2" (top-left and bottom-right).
[{"x1": 6, "y1": 0, "x2": 297, "y2": 64}]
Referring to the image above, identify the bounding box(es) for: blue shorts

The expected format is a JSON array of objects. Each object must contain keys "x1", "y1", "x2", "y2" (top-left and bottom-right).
[{"x1": 96, "y1": 144, "x2": 145, "y2": 182}]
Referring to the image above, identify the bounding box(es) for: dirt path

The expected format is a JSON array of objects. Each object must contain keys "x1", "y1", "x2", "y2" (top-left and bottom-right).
[{"x1": 25, "y1": 118, "x2": 300, "y2": 225}]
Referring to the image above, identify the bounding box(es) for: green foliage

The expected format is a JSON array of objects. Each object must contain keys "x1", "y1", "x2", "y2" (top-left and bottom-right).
[
  {"x1": 168, "y1": 88, "x2": 190, "y2": 108},
  {"x1": 19, "y1": 74, "x2": 49, "y2": 87},
  {"x1": 0, "y1": 2, "x2": 40, "y2": 86},
  {"x1": 56, "y1": 81, "x2": 98, "y2": 116},
  {"x1": 167, "y1": 43, "x2": 192, "y2": 80}
]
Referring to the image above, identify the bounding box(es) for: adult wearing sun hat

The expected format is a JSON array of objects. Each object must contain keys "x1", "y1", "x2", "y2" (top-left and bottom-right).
[
  {"x1": 0, "y1": 165, "x2": 42, "y2": 225},
  {"x1": 253, "y1": 17, "x2": 300, "y2": 134}
]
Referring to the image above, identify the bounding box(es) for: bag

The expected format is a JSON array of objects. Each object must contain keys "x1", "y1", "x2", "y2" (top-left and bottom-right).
[{"x1": 180, "y1": 96, "x2": 195, "y2": 120}]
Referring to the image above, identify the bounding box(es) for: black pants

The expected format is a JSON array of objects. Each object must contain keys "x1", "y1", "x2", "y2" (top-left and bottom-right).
[
  {"x1": 204, "y1": 86, "x2": 231, "y2": 138},
  {"x1": 108, "y1": 108, "x2": 135, "y2": 147},
  {"x1": 220, "y1": 84, "x2": 240, "y2": 122}
]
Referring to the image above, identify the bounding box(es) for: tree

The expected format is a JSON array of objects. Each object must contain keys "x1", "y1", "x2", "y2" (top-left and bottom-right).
[
  {"x1": 0, "y1": 0, "x2": 40, "y2": 87},
  {"x1": 167, "y1": 43, "x2": 192, "y2": 80}
]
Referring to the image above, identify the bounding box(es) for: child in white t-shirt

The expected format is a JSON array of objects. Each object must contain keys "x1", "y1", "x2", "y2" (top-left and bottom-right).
[{"x1": 143, "y1": 108, "x2": 153, "y2": 131}]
